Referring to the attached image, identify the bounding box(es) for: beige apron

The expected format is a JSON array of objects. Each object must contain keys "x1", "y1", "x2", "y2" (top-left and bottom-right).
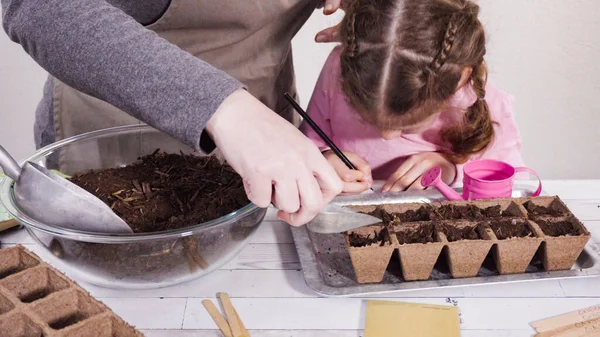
[{"x1": 52, "y1": 0, "x2": 318, "y2": 173}]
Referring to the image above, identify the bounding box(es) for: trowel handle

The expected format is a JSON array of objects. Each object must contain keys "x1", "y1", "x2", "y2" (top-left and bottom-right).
[{"x1": 0, "y1": 145, "x2": 21, "y2": 180}]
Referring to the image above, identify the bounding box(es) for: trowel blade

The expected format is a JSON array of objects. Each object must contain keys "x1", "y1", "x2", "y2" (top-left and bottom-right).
[
  {"x1": 306, "y1": 203, "x2": 382, "y2": 234},
  {"x1": 13, "y1": 162, "x2": 133, "y2": 233}
]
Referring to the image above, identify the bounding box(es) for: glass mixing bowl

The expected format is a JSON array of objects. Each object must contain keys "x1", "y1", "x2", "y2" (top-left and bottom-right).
[{"x1": 0, "y1": 125, "x2": 266, "y2": 289}]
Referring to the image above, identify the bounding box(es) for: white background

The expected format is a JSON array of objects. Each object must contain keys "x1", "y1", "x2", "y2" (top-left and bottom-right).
[{"x1": 1, "y1": 0, "x2": 599, "y2": 178}]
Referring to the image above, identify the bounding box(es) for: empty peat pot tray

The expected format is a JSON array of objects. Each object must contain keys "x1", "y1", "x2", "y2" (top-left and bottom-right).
[
  {"x1": 0, "y1": 245, "x2": 144, "y2": 337},
  {"x1": 291, "y1": 192, "x2": 600, "y2": 296}
]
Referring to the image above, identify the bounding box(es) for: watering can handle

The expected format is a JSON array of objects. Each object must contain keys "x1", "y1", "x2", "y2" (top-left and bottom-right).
[
  {"x1": 0, "y1": 145, "x2": 22, "y2": 181},
  {"x1": 515, "y1": 167, "x2": 542, "y2": 197}
]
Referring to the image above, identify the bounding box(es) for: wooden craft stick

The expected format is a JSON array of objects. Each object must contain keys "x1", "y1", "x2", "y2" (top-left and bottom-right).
[
  {"x1": 202, "y1": 299, "x2": 233, "y2": 337},
  {"x1": 531, "y1": 304, "x2": 600, "y2": 333},
  {"x1": 535, "y1": 316, "x2": 600, "y2": 337},
  {"x1": 218, "y1": 293, "x2": 245, "y2": 337},
  {"x1": 0, "y1": 219, "x2": 19, "y2": 232},
  {"x1": 234, "y1": 306, "x2": 250, "y2": 337}
]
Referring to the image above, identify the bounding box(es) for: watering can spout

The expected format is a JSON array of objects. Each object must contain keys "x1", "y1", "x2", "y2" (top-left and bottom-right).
[{"x1": 421, "y1": 167, "x2": 464, "y2": 201}]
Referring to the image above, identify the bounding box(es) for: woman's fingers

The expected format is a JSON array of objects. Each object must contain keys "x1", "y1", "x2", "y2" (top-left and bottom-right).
[
  {"x1": 315, "y1": 23, "x2": 341, "y2": 43},
  {"x1": 323, "y1": 0, "x2": 342, "y2": 14},
  {"x1": 271, "y1": 179, "x2": 300, "y2": 214},
  {"x1": 278, "y1": 169, "x2": 324, "y2": 226},
  {"x1": 242, "y1": 174, "x2": 272, "y2": 208}
]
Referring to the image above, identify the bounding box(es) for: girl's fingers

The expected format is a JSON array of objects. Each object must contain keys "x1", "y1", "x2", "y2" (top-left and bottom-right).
[
  {"x1": 346, "y1": 153, "x2": 372, "y2": 182},
  {"x1": 383, "y1": 159, "x2": 414, "y2": 192},
  {"x1": 407, "y1": 175, "x2": 426, "y2": 191},
  {"x1": 341, "y1": 169, "x2": 364, "y2": 183},
  {"x1": 342, "y1": 181, "x2": 371, "y2": 194},
  {"x1": 389, "y1": 162, "x2": 431, "y2": 192}
]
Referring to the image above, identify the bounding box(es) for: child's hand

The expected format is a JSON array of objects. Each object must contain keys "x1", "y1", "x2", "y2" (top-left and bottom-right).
[
  {"x1": 323, "y1": 150, "x2": 373, "y2": 194},
  {"x1": 383, "y1": 153, "x2": 456, "y2": 192}
]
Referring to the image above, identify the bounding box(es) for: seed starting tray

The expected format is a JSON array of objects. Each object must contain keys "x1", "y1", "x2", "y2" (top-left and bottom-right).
[
  {"x1": 0, "y1": 245, "x2": 144, "y2": 336},
  {"x1": 290, "y1": 186, "x2": 600, "y2": 297}
]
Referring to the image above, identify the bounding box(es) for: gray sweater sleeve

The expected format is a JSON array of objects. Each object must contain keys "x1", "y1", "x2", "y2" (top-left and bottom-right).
[{"x1": 2, "y1": 0, "x2": 243, "y2": 151}]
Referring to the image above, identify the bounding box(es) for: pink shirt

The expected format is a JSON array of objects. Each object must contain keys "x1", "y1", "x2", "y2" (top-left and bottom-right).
[{"x1": 301, "y1": 47, "x2": 524, "y2": 185}]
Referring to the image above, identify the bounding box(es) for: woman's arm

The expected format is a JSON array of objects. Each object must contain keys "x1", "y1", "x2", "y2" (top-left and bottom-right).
[{"x1": 2, "y1": 0, "x2": 242, "y2": 151}]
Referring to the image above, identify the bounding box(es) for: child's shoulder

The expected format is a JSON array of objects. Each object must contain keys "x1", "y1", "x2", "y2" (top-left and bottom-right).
[{"x1": 315, "y1": 45, "x2": 344, "y2": 91}]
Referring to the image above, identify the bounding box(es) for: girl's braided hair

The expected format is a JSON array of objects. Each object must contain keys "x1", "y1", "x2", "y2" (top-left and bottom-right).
[{"x1": 340, "y1": 0, "x2": 493, "y2": 163}]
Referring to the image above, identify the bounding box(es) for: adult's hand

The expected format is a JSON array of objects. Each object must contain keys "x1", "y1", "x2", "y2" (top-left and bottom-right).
[
  {"x1": 206, "y1": 89, "x2": 344, "y2": 226},
  {"x1": 315, "y1": 0, "x2": 345, "y2": 43}
]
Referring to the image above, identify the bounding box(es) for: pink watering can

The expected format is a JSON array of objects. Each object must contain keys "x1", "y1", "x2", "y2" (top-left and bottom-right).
[{"x1": 421, "y1": 159, "x2": 542, "y2": 201}]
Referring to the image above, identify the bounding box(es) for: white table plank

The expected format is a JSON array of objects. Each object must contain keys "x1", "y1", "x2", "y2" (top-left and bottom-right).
[
  {"x1": 183, "y1": 297, "x2": 600, "y2": 330},
  {"x1": 87, "y1": 270, "x2": 313, "y2": 298},
  {"x1": 560, "y1": 276, "x2": 600, "y2": 297},
  {"x1": 141, "y1": 330, "x2": 533, "y2": 337},
  {"x1": 100, "y1": 298, "x2": 187, "y2": 329}
]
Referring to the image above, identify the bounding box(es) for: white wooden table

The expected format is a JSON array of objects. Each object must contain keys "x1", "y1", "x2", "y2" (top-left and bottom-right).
[{"x1": 2, "y1": 180, "x2": 600, "y2": 336}]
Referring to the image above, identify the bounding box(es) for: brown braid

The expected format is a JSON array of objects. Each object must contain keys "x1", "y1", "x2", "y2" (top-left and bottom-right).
[
  {"x1": 441, "y1": 61, "x2": 494, "y2": 163},
  {"x1": 429, "y1": 15, "x2": 459, "y2": 73},
  {"x1": 345, "y1": 0, "x2": 360, "y2": 57},
  {"x1": 338, "y1": 0, "x2": 494, "y2": 162}
]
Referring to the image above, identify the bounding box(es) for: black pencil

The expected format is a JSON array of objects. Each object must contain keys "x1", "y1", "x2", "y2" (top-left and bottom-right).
[
  {"x1": 284, "y1": 93, "x2": 357, "y2": 170},
  {"x1": 284, "y1": 93, "x2": 373, "y2": 191}
]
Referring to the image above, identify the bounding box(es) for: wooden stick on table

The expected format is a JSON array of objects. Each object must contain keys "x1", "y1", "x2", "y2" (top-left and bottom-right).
[
  {"x1": 234, "y1": 306, "x2": 250, "y2": 337},
  {"x1": 202, "y1": 299, "x2": 233, "y2": 337},
  {"x1": 218, "y1": 292, "x2": 247, "y2": 337}
]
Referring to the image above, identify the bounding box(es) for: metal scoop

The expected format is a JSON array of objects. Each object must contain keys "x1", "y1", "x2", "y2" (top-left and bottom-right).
[
  {"x1": 306, "y1": 203, "x2": 382, "y2": 234},
  {"x1": 0, "y1": 145, "x2": 133, "y2": 233}
]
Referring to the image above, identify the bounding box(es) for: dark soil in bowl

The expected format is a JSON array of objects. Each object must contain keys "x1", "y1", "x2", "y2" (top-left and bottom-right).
[
  {"x1": 536, "y1": 219, "x2": 583, "y2": 237},
  {"x1": 489, "y1": 219, "x2": 532, "y2": 240},
  {"x1": 438, "y1": 224, "x2": 484, "y2": 242},
  {"x1": 69, "y1": 151, "x2": 249, "y2": 233},
  {"x1": 395, "y1": 224, "x2": 436, "y2": 245}
]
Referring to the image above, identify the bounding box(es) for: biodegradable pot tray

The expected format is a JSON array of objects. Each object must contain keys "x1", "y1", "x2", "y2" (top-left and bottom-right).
[
  {"x1": 291, "y1": 186, "x2": 600, "y2": 297},
  {"x1": 0, "y1": 245, "x2": 143, "y2": 336}
]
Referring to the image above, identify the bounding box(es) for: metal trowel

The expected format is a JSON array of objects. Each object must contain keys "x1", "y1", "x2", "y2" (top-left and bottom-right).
[
  {"x1": 0, "y1": 145, "x2": 133, "y2": 233},
  {"x1": 306, "y1": 203, "x2": 382, "y2": 234}
]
